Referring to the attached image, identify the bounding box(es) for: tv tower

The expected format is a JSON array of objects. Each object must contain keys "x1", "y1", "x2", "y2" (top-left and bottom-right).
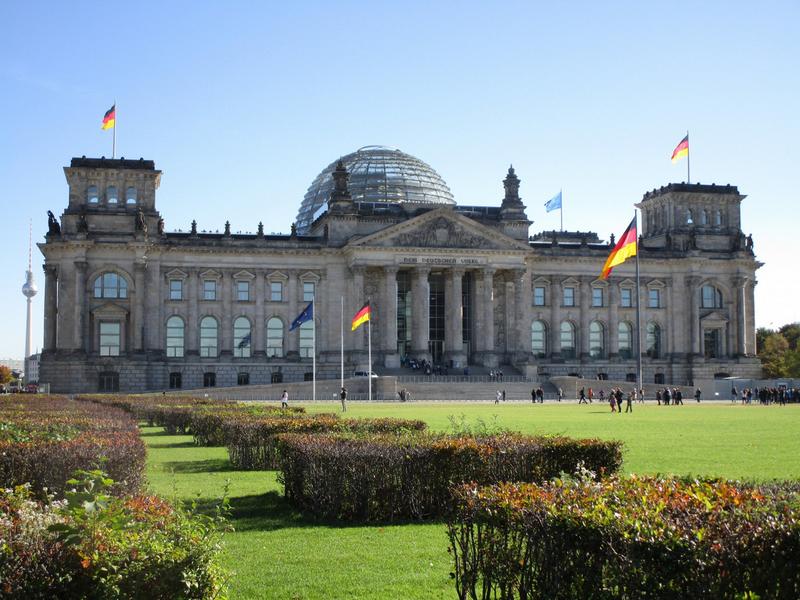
[{"x1": 21, "y1": 221, "x2": 38, "y2": 383}]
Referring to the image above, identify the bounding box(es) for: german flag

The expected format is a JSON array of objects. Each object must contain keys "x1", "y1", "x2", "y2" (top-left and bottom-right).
[
  {"x1": 351, "y1": 302, "x2": 371, "y2": 331},
  {"x1": 101, "y1": 104, "x2": 116, "y2": 130},
  {"x1": 600, "y1": 217, "x2": 637, "y2": 279},
  {"x1": 671, "y1": 134, "x2": 689, "y2": 163}
]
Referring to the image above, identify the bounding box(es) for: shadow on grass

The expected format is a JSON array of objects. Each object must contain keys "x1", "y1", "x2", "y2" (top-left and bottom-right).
[
  {"x1": 188, "y1": 491, "x2": 447, "y2": 532},
  {"x1": 148, "y1": 440, "x2": 197, "y2": 449},
  {"x1": 140, "y1": 429, "x2": 169, "y2": 437},
  {"x1": 163, "y1": 458, "x2": 236, "y2": 473}
]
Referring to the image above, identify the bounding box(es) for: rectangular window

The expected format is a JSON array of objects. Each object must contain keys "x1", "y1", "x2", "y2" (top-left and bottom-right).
[
  {"x1": 620, "y1": 288, "x2": 632, "y2": 308},
  {"x1": 649, "y1": 289, "x2": 661, "y2": 308},
  {"x1": 203, "y1": 280, "x2": 217, "y2": 301},
  {"x1": 563, "y1": 286, "x2": 575, "y2": 307},
  {"x1": 592, "y1": 288, "x2": 604, "y2": 307},
  {"x1": 237, "y1": 280, "x2": 250, "y2": 301},
  {"x1": 303, "y1": 282, "x2": 315, "y2": 302},
  {"x1": 533, "y1": 286, "x2": 546, "y2": 306},
  {"x1": 99, "y1": 322, "x2": 121, "y2": 356},
  {"x1": 270, "y1": 281, "x2": 283, "y2": 301},
  {"x1": 169, "y1": 279, "x2": 183, "y2": 301}
]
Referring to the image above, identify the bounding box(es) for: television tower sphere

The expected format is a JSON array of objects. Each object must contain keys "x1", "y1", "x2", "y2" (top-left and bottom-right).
[{"x1": 22, "y1": 270, "x2": 38, "y2": 299}]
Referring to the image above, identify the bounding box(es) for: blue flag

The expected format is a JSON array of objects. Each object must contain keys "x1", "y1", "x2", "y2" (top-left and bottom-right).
[
  {"x1": 237, "y1": 333, "x2": 251, "y2": 349},
  {"x1": 544, "y1": 190, "x2": 562, "y2": 213},
  {"x1": 290, "y1": 301, "x2": 314, "y2": 331}
]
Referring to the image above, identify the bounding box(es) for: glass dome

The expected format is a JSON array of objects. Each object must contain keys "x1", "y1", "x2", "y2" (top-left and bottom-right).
[{"x1": 296, "y1": 146, "x2": 455, "y2": 233}]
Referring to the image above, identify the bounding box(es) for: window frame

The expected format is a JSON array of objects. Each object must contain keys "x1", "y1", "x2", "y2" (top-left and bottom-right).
[
  {"x1": 203, "y1": 279, "x2": 217, "y2": 301},
  {"x1": 648, "y1": 288, "x2": 661, "y2": 309},
  {"x1": 165, "y1": 315, "x2": 185, "y2": 358},
  {"x1": 233, "y1": 316, "x2": 251, "y2": 358},
  {"x1": 169, "y1": 279, "x2": 183, "y2": 301},
  {"x1": 199, "y1": 316, "x2": 218, "y2": 357},
  {"x1": 270, "y1": 281, "x2": 284, "y2": 302},
  {"x1": 99, "y1": 321, "x2": 121, "y2": 356},
  {"x1": 533, "y1": 286, "x2": 546, "y2": 307},
  {"x1": 266, "y1": 317, "x2": 284, "y2": 357},
  {"x1": 592, "y1": 287, "x2": 604, "y2": 308},
  {"x1": 563, "y1": 286, "x2": 575, "y2": 307},
  {"x1": 620, "y1": 288, "x2": 633, "y2": 308},
  {"x1": 531, "y1": 320, "x2": 547, "y2": 357},
  {"x1": 236, "y1": 280, "x2": 251, "y2": 302}
]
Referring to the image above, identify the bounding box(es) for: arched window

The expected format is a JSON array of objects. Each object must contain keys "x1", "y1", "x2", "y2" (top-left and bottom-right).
[
  {"x1": 589, "y1": 321, "x2": 605, "y2": 358},
  {"x1": 233, "y1": 317, "x2": 251, "y2": 358},
  {"x1": 686, "y1": 209, "x2": 693, "y2": 224},
  {"x1": 200, "y1": 316, "x2": 218, "y2": 357},
  {"x1": 701, "y1": 210, "x2": 709, "y2": 225},
  {"x1": 560, "y1": 321, "x2": 576, "y2": 359},
  {"x1": 646, "y1": 322, "x2": 661, "y2": 359},
  {"x1": 714, "y1": 210, "x2": 722, "y2": 226},
  {"x1": 618, "y1": 321, "x2": 632, "y2": 359},
  {"x1": 87, "y1": 185, "x2": 99, "y2": 204},
  {"x1": 701, "y1": 285, "x2": 723, "y2": 309},
  {"x1": 93, "y1": 272, "x2": 128, "y2": 299},
  {"x1": 107, "y1": 186, "x2": 118, "y2": 204},
  {"x1": 531, "y1": 320, "x2": 547, "y2": 357},
  {"x1": 266, "y1": 317, "x2": 284, "y2": 357},
  {"x1": 126, "y1": 187, "x2": 137, "y2": 205},
  {"x1": 165, "y1": 316, "x2": 185, "y2": 358},
  {"x1": 299, "y1": 320, "x2": 314, "y2": 358}
]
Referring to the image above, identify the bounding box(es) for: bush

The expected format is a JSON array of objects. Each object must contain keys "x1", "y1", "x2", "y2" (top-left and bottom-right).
[
  {"x1": 277, "y1": 433, "x2": 622, "y2": 521},
  {"x1": 225, "y1": 415, "x2": 427, "y2": 470},
  {"x1": 0, "y1": 471, "x2": 228, "y2": 599},
  {"x1": 447, "y1": 475, "x2": 800, "y2": 599},
  {"x1": 0, "y1": 396, "x2": 145, "y2": 497},
  {"x1": 189, "y1": 405, "x2": 307, "y2": 447}
]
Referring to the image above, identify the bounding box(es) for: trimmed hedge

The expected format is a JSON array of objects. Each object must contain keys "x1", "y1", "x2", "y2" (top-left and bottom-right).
[
  {"x1": 225, "y1": 415, "x2": 428, "y2": 470},
  {"x1": 0, "y1": 396, "x2": 145, "y2": 497},
  {"x1": 277, "y1": 433, "x2": 623, "y2": 521},
  {"x1": 448, "y1": 476, "x2": 800, "y2": 599},
  {"x1": 0, "y1": 473, "x2": 227, "y2": 599}
]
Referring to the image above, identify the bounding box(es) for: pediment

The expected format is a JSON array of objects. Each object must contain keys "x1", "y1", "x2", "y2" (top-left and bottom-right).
[
  {"x1": 532, "y1": 276, "x2": 551, "y2": 285},
  {"x1": 700, "y1": 311, "x2": 728, "y2": 324},
  {"x1": 199, "y1": 269, "x2": 221, "y2": 280},
  {"x1": 233, "y1": 270, "x2": 255, "y2": 280},
  {"x1": 91, "y1": 302, "x2": 129, "y2": 317},
  {"x1": 165, "y1": 268, "x2": 188, "y2": 279},
  {"x1": 618, "y1": 278, "x2": 635, "y2": 288},
  {"x1": 647, "y1": 279, "x2": 666, "y2": 289},
  {"x1": 591, "y1": 279, "x2": 608, "y2": 288},
  {"x1": 299, "y1": 271, "x2": 320, "y2": 282},
  {"x1": 266, "y1": 270, "x2": 288, "y2": 281},
  {"x1": 561, "y1": 277, "x2": 580, "y2": 286},
  {"x1": 348, "y1": 208, "x2": 530, "y2": 251}
]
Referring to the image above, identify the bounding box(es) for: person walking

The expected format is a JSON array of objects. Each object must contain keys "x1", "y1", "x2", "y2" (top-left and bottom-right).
[
  {"x1": 502, "y1": 389, "x2": 507, "y2": 402},
  {"x1": 557, "y1": 387, "x2": 563, "y2": 402},
  {"x1": 280, "y1": 389, "x2": 289, "y2": 409},
  {"x1": 675, "y1": 388, "x2": 683, "y2": 405},
  {"x1": 531, "y1": 388, "x2": 536, "y2": 403},
  {"x1": 694, "y1": 387, "x2": 701, "y2": 403},
  {"x1": 609, "y1": 389, "x2": 616, "y2": 413},
  {"x1": 625, "y1": 389, "x2": 634, "y2": 413},
  {"x1": 579, "y1": 388, "x2": 587, "y2": 404},
  {"x1": 731, "y1": 386, "x2": 738, "y2": 403},
  {"x1": 340, "y1": 386, "x2": 348, "y2": 412},
  {"x1": 495, "y1": 390, "x2": 501, "y2": 404},
  {"x1": 615, "y1": 388, "x2": 624, "y2": 413}
]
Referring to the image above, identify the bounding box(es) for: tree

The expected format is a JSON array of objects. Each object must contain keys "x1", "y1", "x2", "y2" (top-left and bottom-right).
[
  {"x1": 760, "y1": 333, "x2": 789, "y2": 378},
  {"x1": 779, "y1": 323, "x2": 800, "y2": 351},
  {"x1": 0, "y1": 365, "x2": 11, "y2": 385}
]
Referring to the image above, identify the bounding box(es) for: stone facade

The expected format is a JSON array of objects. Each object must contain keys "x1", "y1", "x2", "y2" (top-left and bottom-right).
[{"x1": 38, "y1": 158, "x2": 762, "y2": 393}]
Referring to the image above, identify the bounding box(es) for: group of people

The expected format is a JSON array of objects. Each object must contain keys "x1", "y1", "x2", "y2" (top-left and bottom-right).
[
  {"x1": 655, "y1": 387, "x2": 686, "y2": 405},
  {"x1": 731, "y1": 386, "x2": 795, "y2": 405}
]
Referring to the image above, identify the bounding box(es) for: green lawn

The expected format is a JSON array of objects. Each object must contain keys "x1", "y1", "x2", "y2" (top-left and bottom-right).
[{"x1": 143, "y1": 402, "x2": 800, "y2": 599}]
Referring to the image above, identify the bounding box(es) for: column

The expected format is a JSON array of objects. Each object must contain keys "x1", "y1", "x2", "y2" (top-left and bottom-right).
[
  {"x1": 186, "y1": 269, "x2": 198, "y2": 354},
  {"x1": 56, "y1": 262, "x2": 74, "y2": 350},
  {"x1": 411, "y1": 267, "x2": 430, "y2": 356},
  {"x1": 74, "y1": 261, "x2": 88, "y2": 352},
  {"x1": 254, "y1": 270, "x2": 265, "y2": 356},
  {"x1": 686, "y1": 276, "x2": 701, "y2": 356},
  {"x1": 746, "y1": 281, "x2": 756, "y2": 356},
  {"x1": 134, "y1": 262, "x2": 147, "y2": 352},
  {"x1": 287, "y1": 271, "x2": 299, "y2": 353},
  {"x1": 43, "y1": 265, "x2": 58, "y2": 351},
  {"x1": 351, "y1": 267, "x2": 366, "y2": 351},
  {"x1": 445, "y1": 268, "x2": 464, "y2": 360},
  {"x1": 579, "y1": 277, "x2": 591, "y2": 359},
  {"x1": 482, "y1": 269, "x2": 495, "y2": 353},
  {"x1": 383, "y1": 267, "x2": 399, "y2": 359},
  {"x1": 550, "y1": 281, "x2": 561, "y2": 356},
  {"x1": 733, "y1": 276, "x2": 747, "y2": 356},
  {"x1": 220, "y1": 271, "x2": 232, "y2": 355},
  {"x1": 513, "y1": 268, "x2": 530, "y2": 353},
  {"x1": 145, "y1": 261, "x2": 161, "y2": 350},
  {"x1": 670, "y1": 273, "x2": 687, "y2": 357},
  {"x1": 608, "y1": 282, "x2": 619, "y2": 357}
]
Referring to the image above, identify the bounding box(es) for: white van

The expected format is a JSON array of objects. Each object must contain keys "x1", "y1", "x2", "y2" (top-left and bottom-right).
[{"x1": 353, "y1": 370, "x2": 378, "y2": 378}]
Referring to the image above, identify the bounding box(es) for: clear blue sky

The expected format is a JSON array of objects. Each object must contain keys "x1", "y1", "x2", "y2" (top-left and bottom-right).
[{"x1": 1, "y1": 1, "x2": 798, "y2": 359}]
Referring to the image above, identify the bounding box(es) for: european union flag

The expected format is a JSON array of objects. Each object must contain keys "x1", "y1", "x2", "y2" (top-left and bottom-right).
[
  {"x1": 544, "y1": 190, "x2": 562, "y2": 213},
  {"x1": 290, "y1": 301, "x2": 314, "y2": 331},
  {"x1": 237, "y1": 333, "x2": 251, "y2": 349}
]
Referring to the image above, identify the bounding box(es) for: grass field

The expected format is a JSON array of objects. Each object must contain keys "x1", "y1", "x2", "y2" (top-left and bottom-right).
[{"x1": 143, "y1": 402, "x2": 800, "y2": 599}]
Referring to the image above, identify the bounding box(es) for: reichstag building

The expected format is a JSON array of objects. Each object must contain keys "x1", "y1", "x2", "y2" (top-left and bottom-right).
[{"x1": 39, "y1": 146, "x2": 762, "y2": 392}]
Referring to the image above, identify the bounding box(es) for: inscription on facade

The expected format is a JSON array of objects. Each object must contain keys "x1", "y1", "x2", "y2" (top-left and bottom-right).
[{"x1": 397, "y1": 255, "x2": 487, "y2": 265}]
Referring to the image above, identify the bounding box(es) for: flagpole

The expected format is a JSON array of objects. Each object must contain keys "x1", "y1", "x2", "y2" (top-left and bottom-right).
[
  {"x1": 112, "y1": 100, "x2": 117, "y2": 159},
  {"x1": 634, "y1": 210, "x2": 643, "y2": 394},
  {"x1": 368, "y1": 316, "x2": 372, "y2": 402},
  {"x1": 312, "y1": 298, "x2": 316, "y2": 402},
  {"x1": 340, "y1": 295, "x2": 344, "y2": 391},
  {"x1": 560, "y1": 189, "x2": 563, "y2": 232},
  {"x1": 686, "y1": 130, "x2": 690, "y2": 184}
]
